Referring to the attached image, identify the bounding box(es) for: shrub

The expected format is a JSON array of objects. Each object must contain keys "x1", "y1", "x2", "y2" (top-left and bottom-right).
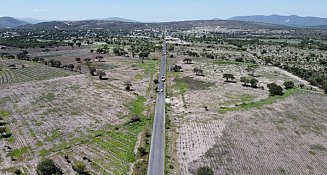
[
  {"x1": 223, "y1": 74, "x2": 235, "y2": 82},
  {"x1": 250, "y1": 78, "x2": 259, "y2": 88},
  {"x1": 284, "y1": 81, "x2": 295, "y2": 89},
  {"x1": 196, "y1": 166, "x2": 214, "y2": 175},
  {"x1": 36, "y1": 159, "x2": 63, "y2": 175},
  {"x1": 14, "y1": 169, "x2": 22, "y2": 175},
  {"x1": 267, "y1": 83, "x2": 284, "y2": 96},
  {"x1": 322, "y1": 81, "x2": 327, "y2": 93}
]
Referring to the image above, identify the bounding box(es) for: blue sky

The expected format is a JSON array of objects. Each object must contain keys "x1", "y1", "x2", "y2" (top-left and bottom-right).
[{"x1": 1, "y1": 0, "x2": 327, "y2": 22}]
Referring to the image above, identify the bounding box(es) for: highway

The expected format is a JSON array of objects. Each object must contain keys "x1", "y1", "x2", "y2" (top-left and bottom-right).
[{"x1": 147, "y1": 38, "x2": 167, "y2": 175}]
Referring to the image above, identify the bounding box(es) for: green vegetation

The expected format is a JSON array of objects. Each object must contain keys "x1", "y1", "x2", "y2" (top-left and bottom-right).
[
  {"x1": 175, "y1": 77, "x2": 215, "y2": 91},
  {"x1": 43, "y1": 93, "x2": 55, "y2": 102},
  {"x1": 9, "y1": 147, "x2": 30, "y2": 159},
  {"x1": 0, "y1": 110, "x2": 11, "y2": 117},
  {"x1": 196, "y1": 166, "x2": 214, "y2": 175},
  {"x1": 36, "y1": 158, "x2": 63, "y2": 175},
  {"x1": 219, "y1": 89, "x2": 300, "y2": 113},
  {"x1": 267, "y1": 83, "x2": 284, "y2": 96},
  {"x1": 309, "y1": 144, "x2": 326, "y2": 155}
]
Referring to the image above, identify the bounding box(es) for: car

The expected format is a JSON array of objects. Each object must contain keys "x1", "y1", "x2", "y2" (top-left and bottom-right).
[
  {"x1": 160, "y1": 89, "x2": 163, "y2": 92},
  {"x1": 162, "y1": 78, "x2": 166, "y2": 82}
]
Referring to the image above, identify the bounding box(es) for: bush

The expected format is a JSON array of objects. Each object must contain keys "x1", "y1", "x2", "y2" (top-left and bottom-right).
[
  {"x1": 14, "y1": 169, "x2": 22, "y2": 175},
  {"x1": 73, "y1": 161, "x2": 90, "y2": 175},
  {"x1": 284, "y1": 81, "x2": 295, "y2": 89},
  {"x1": 267, "y1": 83, "x2": 284, "y2": 96},
  {"x1": 250, "y1": 78, "x2": 259, "y2": 88},
  {"x1": 36, "y1": 158, "x2": 63, "y2": 175},
  {"x1": 196, "y1": 166, "x2": 214, "y2": 175}
]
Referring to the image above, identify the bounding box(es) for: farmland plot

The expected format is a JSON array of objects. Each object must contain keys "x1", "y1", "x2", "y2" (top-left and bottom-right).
[
  {"x1": 0, "y1": 59, "x2": 157, "y2": 174},
  {"x1": 0, "y1": 60, "x2": 75, "y2": 86},
  {"x1": 166, "y1": 59, "x2": 327, "y2": 175}
]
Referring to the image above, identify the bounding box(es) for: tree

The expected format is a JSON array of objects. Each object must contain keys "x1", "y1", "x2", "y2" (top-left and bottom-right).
[
  {"x1": 36, "y1": 159, "x2": 63, "y2": 175},
  {"x1": 196, "y1": 166, "x2": 214, "y2": 175},
  {"x1": 68, "y1": 64, "x2": 74, "y2": 71},
  {"x1": 138, "y1": 147, "x2": 148, "y2": 157},
  {"x1": 223, "y1": 74, "x2": 235, "y2": 82},
  {"x1": 90, "y1": 67, "x2": 97, "y2": 76},
  {"x1": 96, "y1": 56, "x2": 104, "y2": 62},
  {"x1": 124, "y1": 81, "x2": 132, "y2": 91},
  {"x1": 322, "y1": 81, "x2": 327, "y2": 93},
  {"x1": 172, "y1": 65, "x2": 182, "y2": 72},
  {"x1": 183, "y1": 58, "x2": 192, "y2": 64},
  {"x1": 75, "y1": 65, "x2": 82, "y2": 73},
  {"x1": 246, "y1": 65, "x2": 259, "y2": 76},
  {"x1": 97, "y1": 70, "x2": 106, "y2": 80},
  {"x1": 240, "y1": 77, "x2": 249, "y2": 86},
  {"x1": 84, "y1": 58, "x2": 91, "y2": 63},
  {"x1": 284, "y1": 81, "x2": 295, "y2": 89},
  {"x1": 0, "y1": 127, "x2": 7, "y2": 135},
  {"x1": 75, "y1": 57, "x2": 82, "y2": 63},
  {"x1": 250, "y1": 78, "x2": 259, "y2": 88},
  {"x1": 267, "y1": 83, "x2": 284, "y2": 96},
  {"x1": 139, "y1": 52, "x2": 149, "y2": 58},
  {"x1": 193, "y1": 67, "x2": 204, "y2": 76}
]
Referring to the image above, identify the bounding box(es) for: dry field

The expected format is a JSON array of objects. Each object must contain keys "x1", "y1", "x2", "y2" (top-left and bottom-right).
[
  {"x1": 0, "y1": 55, "x2": 158, "y2": 174},
  {"x1": 166, "y1": 58, "x2": 327, "y2": 175}
]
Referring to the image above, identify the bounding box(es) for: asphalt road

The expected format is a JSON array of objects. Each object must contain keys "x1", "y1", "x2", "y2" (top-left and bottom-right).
[{"x1": 147, "y1": 38, "x2": 167, "y2": 175}]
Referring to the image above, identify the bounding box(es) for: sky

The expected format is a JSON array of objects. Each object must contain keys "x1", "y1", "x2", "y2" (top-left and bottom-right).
[{"x1": 1, "y1": 0, "x2": 327, "y2": 22}]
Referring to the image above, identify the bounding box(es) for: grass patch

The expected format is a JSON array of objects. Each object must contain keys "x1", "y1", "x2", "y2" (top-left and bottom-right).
[
  {"x1": 128, "y1": 96, "x2": 146, "y2": 116},
  {"x1": 219, "y1": 88, "x2": 300, "y2": 113},
  {"x1": 0, "y1": 110, "x2": 11, "y2": 117},
  {"x1": 220, "y1": 94, "x2": 255, "y2": 106},
  {"x1": 9, "y1": 147, "x2": 30, "y2": 159},
  {"x1": 175, "y1": 76, "x2": 215, "y2": 91},
  {"x1": 43, "y1": 93, "x2": 55, "y2": 102},
  {"x1": 36, "y1": 140, "x2": 43, "y2": 147},
  {"x1": 137, "y1": 60, "x2": 158, "y2": 76},
  {"x1": 8, "y1": 137, "x2": 16, "y2": 143},
  {"x1": 135, "y1": 73, "x2": 144, "y2": 80},
  {"x1": 39, "y1": 148, "x2": 48, "y2": 157}
]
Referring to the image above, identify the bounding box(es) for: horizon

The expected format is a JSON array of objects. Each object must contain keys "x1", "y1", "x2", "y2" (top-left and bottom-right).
[{"x1": 1, "y1": 0, "x2": 327, "y2": 22}]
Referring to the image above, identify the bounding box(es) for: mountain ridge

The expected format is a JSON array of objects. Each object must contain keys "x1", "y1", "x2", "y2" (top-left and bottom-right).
[
  {"x1": 0, "y1": 16, "x2": 29, "y2": 28},
  {"x1": 229, "y1": 15, "x2": 327, "y2": 27}
]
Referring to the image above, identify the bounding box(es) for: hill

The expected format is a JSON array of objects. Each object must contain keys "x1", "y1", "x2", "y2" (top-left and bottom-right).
[
  {"x1": 104, "y1": 17, "x2": 138, "y2": 23},
  {"x1": 229, "y1": 15, "x2": 327, "y2": 27},
  {"x1": 0, "y1": 16, "x2": 29, "y2": 28},
  {"x1": 18, "y1": 18, "x2": 44, "y2": 24},
  {"x1": 19, "y1": 19, "x2": 290, "y2": 31}
]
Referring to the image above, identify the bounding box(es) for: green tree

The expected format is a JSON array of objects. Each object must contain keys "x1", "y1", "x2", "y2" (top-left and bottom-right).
[
  {"x1": 196, "y1": 166, "x2": 214, "y2": 175},
  {"x1": 36, "y1": 159, "x2": 63, "y2": 175},
  {"x1": 97, "y1": 70, "x2": 106, "y2": 80},
  {"x1": 267, "y1": 83, "x2": 284, "y2": 96},
  {"x1": 193, "y1": 67, "x2": 204, "y2": 76},
  {"x1": 284, "y1": 81, "x2": 295, "y2": 89},
  {"x1": 240, "y1": 77, "x2": 249, "y2": 86},
  {"x1": 250, "y1": 78, "x2": 259, "y2": 88},
  {"x1": 223, "y1": 74, "x2": 235, "y2": 82},
  {"x1": 183, "y1": 58, "x2": 192, "y2": 64}
]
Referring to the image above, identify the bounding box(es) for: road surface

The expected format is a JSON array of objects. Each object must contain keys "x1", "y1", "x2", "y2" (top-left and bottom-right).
[{"x1": 147, "y1": 38, "x2": 167, "y2": 175}]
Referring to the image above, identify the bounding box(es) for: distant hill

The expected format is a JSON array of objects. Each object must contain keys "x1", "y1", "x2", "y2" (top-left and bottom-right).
[
  {"x1": 229, "y1": 15, "x2": 327, "y2": 27},
  {"x1": 18, "y1": 18, "x2": 44, "y2": 24},
  {"x1": 104, "y1": 17, "x2": 138, "y2": 23},
  {"x1": 19, "y1": 19, "x2": 290, "y2": 31},
  {"x1": 0, "y1": 16, "x2": 29, "y2": 28}
]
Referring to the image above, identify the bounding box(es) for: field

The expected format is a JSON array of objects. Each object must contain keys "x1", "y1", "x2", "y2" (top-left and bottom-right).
[
  {"x1": 0, "y1": 55, "x2": 158, "y2": 174},
  {"x1": 165, "y1": 57, "x2": 327, "y2": 175}
]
